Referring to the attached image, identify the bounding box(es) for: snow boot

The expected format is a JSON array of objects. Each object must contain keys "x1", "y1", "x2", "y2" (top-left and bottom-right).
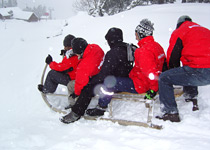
[
  {"x1": 60, "y1": 111, "x2": 81, "y2": 124},
  {"x1": 185, "y1": 98, "x2": 199, "y2": 111},
  {"x1": 156, "y1": 113, "x2": 181, "y2": 122},
  {"x1": 38, "y1": 84, "x2": 49, "y2": 94},
  {"x1": 86, "y1": 105, "x2": 107, "y2": 116}
]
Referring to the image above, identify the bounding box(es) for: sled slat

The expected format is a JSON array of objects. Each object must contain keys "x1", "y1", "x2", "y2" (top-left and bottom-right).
[{"x1": 83, "y1": 116, "x2": 162, "y2": 130}]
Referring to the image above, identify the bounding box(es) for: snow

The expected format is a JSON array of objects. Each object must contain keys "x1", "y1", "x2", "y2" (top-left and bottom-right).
[{"x1": 1, "y1": 3, "x2": 210, "y2": 150}]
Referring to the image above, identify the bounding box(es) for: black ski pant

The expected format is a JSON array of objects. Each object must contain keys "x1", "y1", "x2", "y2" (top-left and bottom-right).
[
  {"x1": 72, "y1": 83, "x2": 95, "y2": 116},
  {"x1": 44, "y1": 70, "x2": 71, "y2": 93}
]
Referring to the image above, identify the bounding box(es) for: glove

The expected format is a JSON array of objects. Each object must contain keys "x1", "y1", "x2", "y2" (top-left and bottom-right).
[
  {"x1": 60, "y1": 49, "x2": 67, "y2": 56},
  {"x1": 45, "y1": 55, "x2": 53, "y2": 64},
  {"x1": 70, "y1": 93, "x2": 78, "y2": 99},
  {"x1": 61, "y1": 67, "x2": 73, "y2": 74},
  {"x1": 144, "y1": 90, "x2": 157, "y2": 100}
]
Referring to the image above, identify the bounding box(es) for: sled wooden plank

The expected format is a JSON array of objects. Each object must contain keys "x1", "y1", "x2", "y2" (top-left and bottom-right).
[
  {"x1": 46, "y1": 93, "x2": 68, "y2": 97},
  {"x1": 83, "y1": 116, "x2": 162, "y2": 130}
]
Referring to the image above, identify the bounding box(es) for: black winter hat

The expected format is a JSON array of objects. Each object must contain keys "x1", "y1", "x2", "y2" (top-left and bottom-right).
[
  {"x1": 63, "y1": 34, "x2": 75, "y2": 47},
  {"x1": 176, "y1": 15, "x2": 192, "y2": 29},
  {"x1": 71, "y1": 38, "x2": 88, "y2": 55},
  {"x1": 105, "y1": 27, "x2": 123, "y2": 43}
]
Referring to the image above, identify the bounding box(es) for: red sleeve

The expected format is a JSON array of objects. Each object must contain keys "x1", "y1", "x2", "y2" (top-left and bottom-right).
[{"x1": 49, "y1": 56, "x2": 78, "y2": 72}]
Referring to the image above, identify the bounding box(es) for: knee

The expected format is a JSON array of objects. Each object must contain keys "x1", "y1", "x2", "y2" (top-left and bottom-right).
[
  {"x1": 48, "y1": 70, "x2": 56, "y2": 76},
  {"x1": 159, "y1": 71, "x2": 170, "y2": 84}
]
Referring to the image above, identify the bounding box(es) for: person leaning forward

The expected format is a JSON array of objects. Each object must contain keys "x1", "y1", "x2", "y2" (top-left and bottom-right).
[
  {"x1": 38, "y1": 34, "x2": 79, "y2": 94},
  {"x1": 64, "y1": 37, "x2": 105, "y2": 109},
  {"x1": 157, "y1": 15, "x2": 210, "y2": 122}
]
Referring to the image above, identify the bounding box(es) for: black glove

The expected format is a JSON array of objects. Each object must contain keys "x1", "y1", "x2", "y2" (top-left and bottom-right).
[
  {"x1": 70, "y1": 93, "x2": 78, "y2": 99},
  {"x1": 61, "y1": 67, "x2": 73, "y2": 74},
  {"x1": 45, "y1": 55, "x2": 53, "y2": 64},
  {"x1": 144, "y1": 90, "x2": 157, "y2": 100},
  {"x1": 60, "y1": 49, "x2": 67, "y2": 56}
]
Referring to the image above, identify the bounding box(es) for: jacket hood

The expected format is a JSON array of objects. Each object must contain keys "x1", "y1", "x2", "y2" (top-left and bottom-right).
[{"x1": 105, "y1": 27, "x2": 123, "y2": 47}]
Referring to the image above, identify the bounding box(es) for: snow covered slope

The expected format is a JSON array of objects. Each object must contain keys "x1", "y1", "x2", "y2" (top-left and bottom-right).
[{"x1": 0, "y1": 3, "x2": 210, "y2": 150}]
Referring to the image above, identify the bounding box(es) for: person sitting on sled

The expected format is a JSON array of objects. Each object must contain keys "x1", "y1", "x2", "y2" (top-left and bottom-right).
[
  {"x1": 157, "y1": 15, "x2": 210, "y2": 122},
  {"x1": 38, "y1": 34, "x2": 79, "y2": 94},
  {"x1": 64, "y1": 37, "x2": 105, "y2": 109},
  {"x1": 86, "y1": 19, "x2": 166, "y2": 117}
]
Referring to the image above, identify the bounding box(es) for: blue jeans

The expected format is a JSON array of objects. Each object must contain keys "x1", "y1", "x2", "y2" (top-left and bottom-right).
[
  {"x1": 159, "y1": 66, "x2": 210, "y2": 114},
  {"x1": 98, "y1": 77, "x2": 138, "y2": 107}
]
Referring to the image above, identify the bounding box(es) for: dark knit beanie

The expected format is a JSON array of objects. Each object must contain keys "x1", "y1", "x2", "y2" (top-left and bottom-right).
[
  {"x1": 63, "y1": 34, "x2": 75, "y2": 47},
  {"x1": 71, "y1": 38, "x2": 88, "y2": 55}
]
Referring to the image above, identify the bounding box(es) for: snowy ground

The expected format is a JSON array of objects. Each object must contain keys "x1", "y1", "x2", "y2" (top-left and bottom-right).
[{"x1": 1, "y1": 3, "x2": 210, "y2": 150}]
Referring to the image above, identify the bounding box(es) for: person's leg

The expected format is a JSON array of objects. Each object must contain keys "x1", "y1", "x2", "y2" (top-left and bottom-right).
[
  {"x1": 183, "y1": 86, "x2": 199, "y2": 111},
  {"x1": 99, "y1": 77, "x2": 137, "y2": 107},
  {"x1": 159, "y1": 66, "x2": 210, "y2": 115},
  {"x1": 65, "y1": 80, "x2": 76, "y2": 109},
  {"x1": 60, "y1": 83, "x2": 95, "y2": 124},
  {"x1": 71, "y1": 83, "x2": 95, "y2": 116},
  {"x1": 86, "y1": 77, "x2": 137, "y2": 116},
  {"x1": 44, "y1": 70, "x2": 70, "y2": 93}
]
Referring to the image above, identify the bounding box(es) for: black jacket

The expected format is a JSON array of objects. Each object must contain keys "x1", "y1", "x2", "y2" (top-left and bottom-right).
[{"x1": 90, "y1": 41, "x2": 133, "y2": 85}]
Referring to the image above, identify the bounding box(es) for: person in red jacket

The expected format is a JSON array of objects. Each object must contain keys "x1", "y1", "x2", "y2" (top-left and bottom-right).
[
  {"x1": 38, "y1": 34, "x2": 79, "y2": 94},
  {"x1": 66, "y1": 37, "x2": 105, "y2": 103},
  {"x1": 129, "y1": 19, "x2": 166, "y2": 97},
  {"x1": 157, "y1": 15, "x2": 210, "y2": 122}
]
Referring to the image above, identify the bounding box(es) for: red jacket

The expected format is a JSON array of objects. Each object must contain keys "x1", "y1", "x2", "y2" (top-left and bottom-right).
[
  {"x1": 167, "y1": 21, "x2": 210, "y2": 68},
  {"x1": 49, "y1": 55, "x2": 79, "y2": 80},
  {"x1": 129, "y1": 36, "x2": 165, "y2": 93},
  {"x1": 75, "y1": 44, "x2": 104, "y2": 95}
]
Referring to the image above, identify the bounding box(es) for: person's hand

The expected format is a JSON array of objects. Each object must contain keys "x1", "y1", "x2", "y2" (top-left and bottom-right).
[
  {"x1": 60, "y1": 49, "x2": 66, "y2": 56},
  {"x1": 45, "y1": 55, "x2": 53, "y2": 64},
  {"x1": 144, "y1": 90, "x2": 157, "y2": 99},
  {"x1": 61, "y1": 67, "x2": 73, "y2": 74}
]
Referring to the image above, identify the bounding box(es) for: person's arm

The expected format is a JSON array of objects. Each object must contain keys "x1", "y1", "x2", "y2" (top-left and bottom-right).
[
  {"x1": 167, "y1": 30, "x2": 183, "y2": 69},
  {"x1": 49, "y1": 55, "x2": 78, "y2": 72},
  {"x1": 168, "y1": 37, "x2": 183, "y2": 69}
]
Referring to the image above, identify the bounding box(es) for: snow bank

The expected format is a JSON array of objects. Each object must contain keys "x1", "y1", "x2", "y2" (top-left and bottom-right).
[{"x1": 0, "y1": 3, "x2": 210, "y2": 150}]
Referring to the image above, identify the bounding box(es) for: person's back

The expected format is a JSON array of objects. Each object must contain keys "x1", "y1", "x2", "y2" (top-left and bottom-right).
[
  {"x1": 71, "y1": 38, "x2": 105, "y2": 96},
  {"x1": 167, "y1": 21, "x2": 210, "y2": 68},
  {"x1": 157, "y1": 15, "x2": 210, "y2": 122},
  {"x1": 127, "y1": 19, "x2": 165, "y2": 95}
]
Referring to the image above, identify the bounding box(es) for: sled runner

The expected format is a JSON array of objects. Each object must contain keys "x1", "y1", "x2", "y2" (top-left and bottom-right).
[{"x1": 40, "y1": 64, "x2": 69, "y2": 114}]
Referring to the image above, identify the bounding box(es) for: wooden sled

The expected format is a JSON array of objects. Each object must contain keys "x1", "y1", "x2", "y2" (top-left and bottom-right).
[
  {"x1": 40, "y1": 63, "x2": 183, "y2": 129},
  {"x1": 84, "y1": 87, "x2": 183, "y2": 130}
]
